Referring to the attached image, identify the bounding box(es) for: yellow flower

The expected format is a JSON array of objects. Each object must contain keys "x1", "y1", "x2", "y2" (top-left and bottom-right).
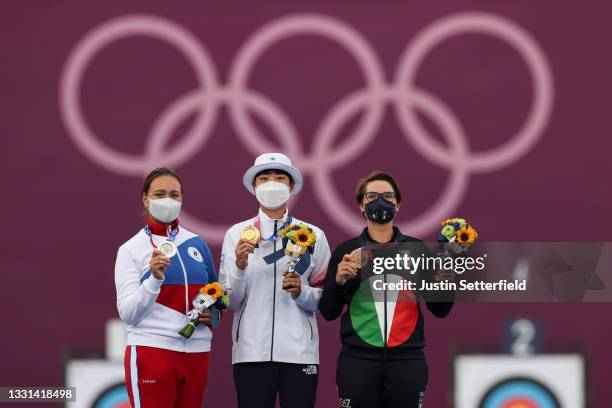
[
  {"x1": 294, "y1": 228, "x2": 315, "y2": 247},
  {"x1": 456, "y1": 226, "x2": 477, "y2": 246},
  {"x1": 442, "y1": 217, "x2": 466, "y2": 227},
  {"x1": 200, "y1": 282, "x2": 223, "y2": 299},
  {"x1": 279, "y1": 226, "x2": 290, "y2": 238}
]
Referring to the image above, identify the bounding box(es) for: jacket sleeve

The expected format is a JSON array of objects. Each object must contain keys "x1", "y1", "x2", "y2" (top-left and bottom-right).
[
  {"x1": 426, "y1": 301, "x2": 454, "y2": 318},
  {"x1": 115, "y1": 245, "x2": 163, "y2": 326},
  {"x1": 419, "y1": 242, "x2": 454, "y2": 318},
  {"x1": 423, "y1": 266, "x2": 455, "y2": 318},
  {"x1": 218, "y1": 229, "x2": 247, "y2": 309},
  {"x1": 319, "y1": 245, "x2": 355, "y2": 321},
  {"x1": 293, "y1": 230, "x2": 331, "y2": 313}
]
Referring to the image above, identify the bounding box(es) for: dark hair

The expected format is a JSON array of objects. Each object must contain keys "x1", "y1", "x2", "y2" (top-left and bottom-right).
[
  {"x1": 254, "y1": 169, "x2": 293, "y2": 184},
  {"x1": 142, "y1": 167, "x2": 183, "y2": 195},
  {"x1": 355, "y1": 170, "x2": 402, "y2": 204}
]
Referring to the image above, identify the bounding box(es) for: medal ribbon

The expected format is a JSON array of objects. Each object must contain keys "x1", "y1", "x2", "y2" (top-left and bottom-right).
[
  {"x1": 253, "y1": 213, "x2": 293, "y2": 242},
  {"x1": 258, "y1": 213, "x2": 313, "y2": 275},
  {"x1": 262, "y1": 237, "x2": 312, "y2": 275},
  {"x1": 144, "y1": 224, "x2": 179, "y2": 249}
]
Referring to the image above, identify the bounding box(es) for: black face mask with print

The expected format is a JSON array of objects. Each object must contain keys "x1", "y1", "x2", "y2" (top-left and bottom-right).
[{"x1": 363, "y1": 196, "x2": 396, "y2": 224}]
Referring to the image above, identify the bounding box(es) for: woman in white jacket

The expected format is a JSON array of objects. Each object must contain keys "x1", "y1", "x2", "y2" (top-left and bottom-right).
[
  {"x1": 219, "y1": 153, "x2": 331, "y2": 408},
  {"x1": 114, "y1": 167, "x2": 218, "y2": 408}
]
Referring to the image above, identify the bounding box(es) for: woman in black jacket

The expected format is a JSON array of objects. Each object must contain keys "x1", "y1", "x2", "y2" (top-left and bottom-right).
[{"x1": 319, "y1": 170, "x2": 454, "y2": 408}]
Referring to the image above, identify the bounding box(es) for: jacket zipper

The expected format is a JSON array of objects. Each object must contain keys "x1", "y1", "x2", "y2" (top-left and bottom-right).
[
  {"x1": 176, "y1": 250, "x2": 189, "y2": 317},
  {"x1": 235, "y1": 297, "x2": 248, "y2": 342},
  {"x1": 176, "y1": 249, "x2": 190, "y2": 352},
  {"x1": 307, "y1": 316, "x2": 313, "y2": 340},
  {"x1": 383, "y1": 271, "x2": 388, "y2": 352},
  {"x1": 270, "y1": 220, "x2": 278, "y2": 361}
]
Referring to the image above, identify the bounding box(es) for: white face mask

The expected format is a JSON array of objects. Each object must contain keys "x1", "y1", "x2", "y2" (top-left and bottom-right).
[
  {"x1": 147, "y1": 197, "x2": 182, "y2": 223},
  {"x1": 255, "y1": 181, "x2": 290, "y2": 210}
]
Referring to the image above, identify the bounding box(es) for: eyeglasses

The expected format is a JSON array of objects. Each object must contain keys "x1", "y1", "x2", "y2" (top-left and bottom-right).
[{"x1": 363, "y1": 191, "x2": 397, "y2": 201}]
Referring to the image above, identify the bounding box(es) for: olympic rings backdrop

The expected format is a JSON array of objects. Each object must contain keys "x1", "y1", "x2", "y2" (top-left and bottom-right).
[{"x1": 3, "y1": 1, "x2": 612, "y2": 406}]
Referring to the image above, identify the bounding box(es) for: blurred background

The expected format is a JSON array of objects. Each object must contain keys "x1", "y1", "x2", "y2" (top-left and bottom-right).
[{"x1": 2, "y1": 1, "x2": 612, "y2": 407}]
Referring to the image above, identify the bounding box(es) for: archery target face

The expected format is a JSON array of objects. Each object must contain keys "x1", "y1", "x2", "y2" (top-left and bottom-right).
[
  {"x1": 65, "y1": 360, "x2": 129, "y2": 408},
  {"x1": 454, "y1": 354, "x2": 585, "y2": 408}
]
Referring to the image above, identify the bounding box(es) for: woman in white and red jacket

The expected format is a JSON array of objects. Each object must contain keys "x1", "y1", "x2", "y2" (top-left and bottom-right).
[{"x1": 114, "y1": 167, "x2": 218, "y2": 408}]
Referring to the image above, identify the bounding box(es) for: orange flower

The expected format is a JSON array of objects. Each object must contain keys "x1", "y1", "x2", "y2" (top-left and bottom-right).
[
  {"x1": 200, "y1": 282, "x2": 223, "y2": 299},
  {"x1": 456, "y1": 226, "x2": 477, "y2": 246}
]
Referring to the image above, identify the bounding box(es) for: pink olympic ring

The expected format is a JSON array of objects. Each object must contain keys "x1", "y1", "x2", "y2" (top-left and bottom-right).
[{"x1": 59, "y1": 11, "x2": 554, "y2": 244}]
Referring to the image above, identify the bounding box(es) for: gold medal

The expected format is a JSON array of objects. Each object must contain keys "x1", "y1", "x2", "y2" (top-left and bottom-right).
[{"x1": 240, "y1": 226, "x2": 261, "y2": 245}]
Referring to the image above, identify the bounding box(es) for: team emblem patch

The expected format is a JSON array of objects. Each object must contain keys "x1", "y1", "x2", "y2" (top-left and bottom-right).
[{"x1": 188, "y1": 247, "x2": 203, "y2": 262}]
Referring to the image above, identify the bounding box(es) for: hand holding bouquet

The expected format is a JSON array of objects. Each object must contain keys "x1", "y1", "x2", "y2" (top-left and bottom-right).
[
  {"x1": 279, "y1": 223, "x2": 317, "y2": 298},
  {"x1": 179, "y1": 282, "x2": 229, "y2": 338}
]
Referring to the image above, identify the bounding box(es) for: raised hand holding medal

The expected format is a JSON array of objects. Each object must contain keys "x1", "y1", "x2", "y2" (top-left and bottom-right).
[
  {"x1": 235, "y1": 226, "x2": 259, "y2": 271},
  {"x1": 145, "y1": 224, "x2": 179, "y2": 279},
  {"x1": 348, "y1": 247, "x2": 370, "y2": 269},
  {"x1": 150, "y1": 249, "x2": 171, "y2": 280}
]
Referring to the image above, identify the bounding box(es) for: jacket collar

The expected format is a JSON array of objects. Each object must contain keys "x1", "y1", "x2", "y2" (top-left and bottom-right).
[
  {"x1": 360, "y1": 226, "x2": 423, "y2": 245},
  {"x1": 257, "y1": 208, "x2": 289, "y2": 238},
  {"x1": 146, "y1": 217, "x2": 179, "y2": 237},
  {"x1": 360, "y1": 226, "x2": 404, "y2": 244},
  {"x1": 258, "y1": 207, "x2": 289, "y2": 224}
]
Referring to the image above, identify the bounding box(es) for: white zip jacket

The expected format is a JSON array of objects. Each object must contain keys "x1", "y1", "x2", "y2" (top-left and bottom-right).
[
  {"x1": 114, "y1": 223, "x2": 218, "y2": 353},
  {"x1": 219, "y1": 209, "x2": 331, "y2": 364}
]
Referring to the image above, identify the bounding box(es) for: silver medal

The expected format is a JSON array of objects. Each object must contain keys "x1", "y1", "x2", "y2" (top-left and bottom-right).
[{"x1": 159, "y1": 241, "x2": 177, "y2": 258}]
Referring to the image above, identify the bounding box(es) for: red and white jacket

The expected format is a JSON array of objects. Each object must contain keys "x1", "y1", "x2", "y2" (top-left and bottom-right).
[{"x1": 114, "y1": 219, "x2": 218, "y2": 353}]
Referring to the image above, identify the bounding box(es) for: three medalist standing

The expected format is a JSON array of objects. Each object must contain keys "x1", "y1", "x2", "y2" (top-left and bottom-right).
[
  {"x1": 219, "y1": 153, "x2": 331, "y2": 408},
  {"x1": 114, "y1": 160, "x2": 453, "y2": 407}
]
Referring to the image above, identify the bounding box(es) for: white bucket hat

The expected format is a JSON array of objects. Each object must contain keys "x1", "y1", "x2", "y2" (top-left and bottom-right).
[{"x1": 243, "y1": 153, "x2": 303, "y2": 195}]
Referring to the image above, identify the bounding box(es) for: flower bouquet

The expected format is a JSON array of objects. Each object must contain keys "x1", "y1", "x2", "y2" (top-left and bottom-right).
[
  {"x1": 179, "y1": 282, "x2": 229, "y2": 338},
  {"x1": 279, "y1": 223, "x2": 317, "y2": 273},
  {"x1": 437, "y1": 217, "x2": 478, "y2": 255}
]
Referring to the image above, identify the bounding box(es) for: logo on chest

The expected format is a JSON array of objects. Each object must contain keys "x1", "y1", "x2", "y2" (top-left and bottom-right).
[{"x1": 187, "y1": 246, "x2": 203, "y2": 262}]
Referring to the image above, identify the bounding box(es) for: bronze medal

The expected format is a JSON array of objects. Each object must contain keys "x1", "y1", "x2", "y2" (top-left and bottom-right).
[{"x1": 349, "y1": 247, "x2": 369, "y2": 268}]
